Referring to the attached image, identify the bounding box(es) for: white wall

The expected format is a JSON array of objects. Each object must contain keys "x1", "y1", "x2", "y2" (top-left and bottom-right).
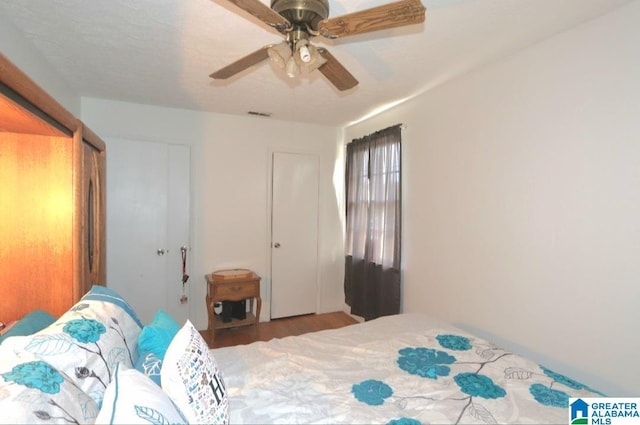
[
  {"x1": 346, "y1": 1, "x2": 640, "y2": 396},
  {"x1": 80, "y1": 98, "x2": 346, "y2": 331},
  {"x1": 0, "y1": 15, "x2": 79, "y2": 115}
]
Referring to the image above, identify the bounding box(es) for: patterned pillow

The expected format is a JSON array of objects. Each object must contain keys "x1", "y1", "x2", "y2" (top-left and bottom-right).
[
  {"x1": 1, "y1": 286, "x2": 143, "y2": 407},
  {"x1": 96, "y1": 363, "x2": 187, "y2": 424},
  {"x1": 134, "y1": 309, "x2": 180, "y2": 386},
  {"x1": 161, "y1": 320, "x2": 229, "y2": 424},
  {"x1": 0, "y1": 352, "x2": 99, "y2": 424}
]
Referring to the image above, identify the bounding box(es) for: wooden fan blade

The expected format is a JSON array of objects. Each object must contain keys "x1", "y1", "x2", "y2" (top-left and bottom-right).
[
  {"x1": 318, "y1": 0, "x2": 425, "y2": 39},
  {"x1": 210, "y1": 46, "x2": 270, "y2": 80},
  {"x1": 317, "y1": 48, "x2": 358, "y2": 91},
  {"x1": 222, "y1": 0, "x2": 291, "y2": 33}
]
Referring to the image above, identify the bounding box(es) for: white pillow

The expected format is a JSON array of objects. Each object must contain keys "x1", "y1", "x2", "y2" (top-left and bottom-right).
[
  {"x1": 161, "y1": 320, "x2": 229, "y2": 424},
  {"x1": 96, "y1": 363, "x2": 187, "y2": 424},
  {"x1": 0, "y1": 352, "x2": 99, "y2": 424}
]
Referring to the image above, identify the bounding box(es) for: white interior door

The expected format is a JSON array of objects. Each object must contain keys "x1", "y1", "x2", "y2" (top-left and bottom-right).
[
  {"x1": 271, "y1": 152, "x2": 319, "y2": 319},
  {"x1": 106, "y1": 138, "x2": 191, "y2": 324}
]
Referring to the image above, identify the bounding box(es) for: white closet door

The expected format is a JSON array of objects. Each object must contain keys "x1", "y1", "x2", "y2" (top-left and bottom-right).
[
  {"x1": 270, "y1": 151, "x2": 319, "y2": 319},
  {"x1": 106, "y1": 138, "x2": 191, "y2": 324}
]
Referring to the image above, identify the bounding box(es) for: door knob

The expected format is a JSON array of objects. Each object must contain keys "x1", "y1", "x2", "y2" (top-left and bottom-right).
[{"x1": 274, "y1": 242, "x2": 281, "y2": 248}]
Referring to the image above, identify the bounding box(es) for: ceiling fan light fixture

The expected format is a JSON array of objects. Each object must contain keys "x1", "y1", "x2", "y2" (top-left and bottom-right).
[
  {"x1": 285, "y1": 56, "x2": 300, "y2": 78},
  {"x1": 295, "y1": 38, "x2": 312, "y2": 63},
  {"x1": 299, "y1": 44, "x2": 326, "y2": 72},
  {"x1": 299, "y1": 45, "x2": 311, "y2": 63},
  {"x1": 304, "y1": 46, "x2": 327, "y2": 72},
  {"x1": 267, "y1": 42, "x2": 292, "y2": 68},
  {"x1": 294, "y1": 38, "x2": 314, "y2": 64}
]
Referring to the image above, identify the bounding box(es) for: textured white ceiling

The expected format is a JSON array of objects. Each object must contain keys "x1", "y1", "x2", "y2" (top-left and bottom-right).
[{"x1": 0, "y1": 0, "x2": 633, "y2": 126}]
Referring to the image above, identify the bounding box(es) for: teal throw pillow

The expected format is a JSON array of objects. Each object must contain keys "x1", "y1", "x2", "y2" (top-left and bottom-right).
[
  {"x1": 134, "y1": 309, "x2": 181, "y2": 385},
  {"x1": 0, "y1": 310, "x2": 56, "y2": 344}
]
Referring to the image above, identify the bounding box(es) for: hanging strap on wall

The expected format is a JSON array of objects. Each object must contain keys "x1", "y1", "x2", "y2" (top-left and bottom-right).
[
  {"x1": 180, "y1": 246, "x2": 189, "y2": 305},
  {"x1": 181, "y1": 246, "x2": 189, "y2": 286}
]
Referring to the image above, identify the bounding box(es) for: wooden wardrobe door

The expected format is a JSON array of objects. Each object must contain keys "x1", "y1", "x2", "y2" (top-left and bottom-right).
[
  {"x1": 0, "y1": 133, "x2": 75, "y2": 320},
  {"x1": 79, "y1": 138, "x2": 107, "y2": 298}
]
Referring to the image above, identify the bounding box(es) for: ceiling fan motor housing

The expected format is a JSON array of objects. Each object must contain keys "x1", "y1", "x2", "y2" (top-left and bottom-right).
[{"x1": 271, "y1": 0, "x2": 329, "y2": 30}]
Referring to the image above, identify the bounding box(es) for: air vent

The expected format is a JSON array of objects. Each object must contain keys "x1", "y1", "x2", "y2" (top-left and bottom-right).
[{"x1": 247, "y1": 111, "x2": 272, "y2": 117}]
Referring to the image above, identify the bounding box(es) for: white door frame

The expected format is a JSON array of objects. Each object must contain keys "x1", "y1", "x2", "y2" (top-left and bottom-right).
[{"x1": 265, "y1": 147, "x2": 322, "y2": 321}]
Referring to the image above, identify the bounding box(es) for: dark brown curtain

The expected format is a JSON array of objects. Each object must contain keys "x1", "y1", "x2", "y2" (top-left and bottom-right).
[{"x1": 344, "y1": 124, "x2": 402, "y2": 321}]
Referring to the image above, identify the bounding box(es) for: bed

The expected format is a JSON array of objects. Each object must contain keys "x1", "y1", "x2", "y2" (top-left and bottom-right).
[
  {"x1": 1, "y1": 287, "x2": 604, "y2": 424},
  {"x1": 212, "y1": 313, "x2": 604, "y2": 424}
]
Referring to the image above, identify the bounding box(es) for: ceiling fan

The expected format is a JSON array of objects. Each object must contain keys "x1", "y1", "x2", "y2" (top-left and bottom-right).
[{"x1": 209, "y1": 0, "x2": 426, "y2": 91}]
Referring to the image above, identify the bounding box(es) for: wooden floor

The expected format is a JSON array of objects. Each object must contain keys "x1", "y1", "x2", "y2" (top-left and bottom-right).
[{"x1": 200, "y1": 311, "x2": 358, "y2": 349}]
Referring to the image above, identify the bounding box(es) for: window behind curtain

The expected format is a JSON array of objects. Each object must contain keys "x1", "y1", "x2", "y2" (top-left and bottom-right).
[{"x1": 344, "y1": 124, "x2": 402, "y2": 320}]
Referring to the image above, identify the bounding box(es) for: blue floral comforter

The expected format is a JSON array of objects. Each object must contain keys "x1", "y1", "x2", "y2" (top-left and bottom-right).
[{"x1": 212, "y1": 313, "x2": 604, "y2": 424}]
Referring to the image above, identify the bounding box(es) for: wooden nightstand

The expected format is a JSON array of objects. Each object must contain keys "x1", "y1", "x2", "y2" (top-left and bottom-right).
[{"x1": 205, "y1": 270, "x2": 261, "y2": 341}]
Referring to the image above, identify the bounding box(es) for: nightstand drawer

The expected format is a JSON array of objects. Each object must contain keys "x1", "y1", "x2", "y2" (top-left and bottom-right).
[{"x1": 215, "y1": 283, "x2": 256, "y2": 299}]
